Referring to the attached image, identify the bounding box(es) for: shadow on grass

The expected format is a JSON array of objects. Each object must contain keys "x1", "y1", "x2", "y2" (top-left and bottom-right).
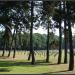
[
  {"x1": 36, "y1": 60, "x2": 66, "y2": 65},
  {"x1": 41, "y1": 70, "x2": 69, "y2": 74},
  {"x1": 0, "y1": 59, "x2": 66, "y2": 67},
  {"x1": 0, "y1": 68, "x2": 10, "y2": 72},
  {"x1": 0, "y1": 60, "x2": 69, "y2": 73}
]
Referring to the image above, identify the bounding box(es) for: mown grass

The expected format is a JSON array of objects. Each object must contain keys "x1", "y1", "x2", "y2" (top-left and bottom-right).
[{"x1": 0, "y1": 50, "x2": 74, "y2": 74}]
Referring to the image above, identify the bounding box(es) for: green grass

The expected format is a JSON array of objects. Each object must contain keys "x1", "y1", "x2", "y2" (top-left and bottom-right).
[
  {"x1": 0, "y1": 60, "x2": 69, "y2": 74},
  {"x1": 0, "y1": 50, "x2": 74, "y2": 74}
]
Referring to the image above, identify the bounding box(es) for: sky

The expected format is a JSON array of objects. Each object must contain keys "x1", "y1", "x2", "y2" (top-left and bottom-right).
[
  {"x1": 33, "y1": 27, "x2": 59, "y2": 36},
  {"x1": 33, "y1": 24, "x2": 75, "y2": 36},
  {"x1": 33, "y1": 26, "x2": 59, "y2": 35}
]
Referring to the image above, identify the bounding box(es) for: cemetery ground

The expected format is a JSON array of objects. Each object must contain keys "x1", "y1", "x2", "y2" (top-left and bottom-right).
[{"x1": 0, "y1": 50, "x2": 75, "y2": 74}]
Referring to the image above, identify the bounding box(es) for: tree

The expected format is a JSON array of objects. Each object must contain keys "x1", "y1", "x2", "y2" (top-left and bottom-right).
[
  {"x1": 57, "y1": 2, "x2": 62, "y2": 64},
  {"x1": 30, "y1": 1, "x2": 35, "y2": 64},
  {"x1": 46, "y1": 20, "x2": 50, "y2": 62},
  {"x1": 63, "y1": 1, "x2": 68, "y2": 64},
  {"x1": 42, "y1": 1, "x2": 56, "y2": 62},
  {"x1": 52, "y1": 1, "x2": 62, "y2": 64},
  {"x1": 66, "y1": 1, "x2": 74, "y2": 71}
]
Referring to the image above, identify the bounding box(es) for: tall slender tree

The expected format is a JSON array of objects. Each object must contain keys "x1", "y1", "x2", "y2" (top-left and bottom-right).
[
  {"x1": 30, "y1": 1, "x2": 35, "y2": 64},
  {"x1": 42, "y1": 1, "x2": 56, "y2": 63},
  {"x1": 58, "y1": 1, "x2": 62, "y2": 64},
  {"x1": 13, "y1": 28, "x2": 17, "y2": 58},
  {"x1": 63, "y1": 1, "x2": 68, "y2": 64},
  {"x1": 46, "y1": 20, "x2": 50, "y2": 62},
  {"x1": 66, "y1": 2, "x2": 74, "y2": 71}
]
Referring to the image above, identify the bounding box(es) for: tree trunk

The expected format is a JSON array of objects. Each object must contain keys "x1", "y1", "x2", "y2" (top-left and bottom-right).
[
  {"x1": 67, "y1": 4, "x2": 74, "y2": 71},
  {"x1": 58, "y1": 2, "x2": 62, "y2": 64},
  {"x1": 13, "y1": 35, "x2": 16, "y2": 58},
  {"x1": 8, "y1": 48, "x2": 11, "y2": 57},
  {"x1": 7, "y1": 39, "x2": 11, "y2": 57},
  {"x1": 68, "y1": 20, "x2": 74, "y2": 71},
  {"x1": 2, "y1": 40, "x2": 6, "y2": 56},
  {"x1": 58, "y1": 24, "x2": 62, "y2": 64},
  {"x1": 19, "y1": 25, "x2": 22, "y2": 50},
  {"x1": 64, "y1": 21, "x2": 68, "y2": 64},
  {"x1": 46, "y1": 21, "x2": 50, "y2": 63},
  {"x1": 63, "y1": 1, "x2": 68, "y2": 64},
  {"x1": 13, "y1": 29, "x2": 16, "y2": 58},
  {"x1": 30, "y1": 1, "x2": 35, "y2": 64},
  {"x1": 8, "y1": 30, "x2": 15, "y2": 57},
  {"x1": 28, "y1": 52, "x2": 31, "y2": 60}
]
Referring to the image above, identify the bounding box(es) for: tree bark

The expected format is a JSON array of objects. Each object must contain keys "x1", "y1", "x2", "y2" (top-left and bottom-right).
[
  {"x1": 30, "y1": 1, "x2": 35, "y2": 64},
  {"x1": 46, "y1": 21, "x2": 50, "y2": 63},
  {"x1": 13, "y1": 29, "x2": 16, "y2": 58},
  {"x1": 64, "y1": 21, "x2": 68, "y2": 64},
  {"x1": 63, "y1": 1, "x2": 68, "y2": 64},
  {"x1": 67, "y1": 3, "x2": 74, "y2": 71},
  {"x1": 19, "y1": 25, "x2": 22, "y2": 50},
  {"x1": 2, "y1": 39, "x2": 6, "y2": 56},
  {"x1": 7, "y1": 39, "x2": 11, "y2": 57},
  {"x1": 8, "y1": 29, "x2": 15, "y2": 57},
  {"x1": 58, "y1": 2, "x2": 62, "y2": 64},
  {"x1": 68, "y1": 20, "x2": 74, "y2": 71},
  {"x1": 28, "y1": 52, "x2": 31, "y2": 60}
]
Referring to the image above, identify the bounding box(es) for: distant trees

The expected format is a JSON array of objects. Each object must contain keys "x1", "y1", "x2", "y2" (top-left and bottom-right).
[
  {"x1": 33, "y1": 33, "x2": 47, "y2": 50},
  {"x1": 0, "y1": 30, "x2": 59, "y2": 50}
]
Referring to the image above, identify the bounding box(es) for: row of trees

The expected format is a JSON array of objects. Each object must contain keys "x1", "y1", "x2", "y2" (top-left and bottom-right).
[
  {"x1": 0, "y1": 30, "x2": 75, "y2": 50},
  {"x1": 0, "y1": 31, "x2": 59, "y2": 50},
  {"x1": 0, "y1": 1, "x2": 75, "y2": 71}
]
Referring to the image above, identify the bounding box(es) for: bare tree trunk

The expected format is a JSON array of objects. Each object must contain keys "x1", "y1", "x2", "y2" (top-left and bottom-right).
[
  {"x1": 68, "y1": 20, "x2": 74, "y2": 71},
  {"x1": 46, "y1": 21, "x2": 50, "y2": 63},
  {"x1": 67, "y1": 4, "x2": 74, "y2": 71},
  {"x1": 7, "y1": 39, "x2": 10, "y2": 57},
  {"x1": 13, "y1": 29, "x2": 16, "y2": 58},
  {"x1": 2, "y1": 40, "x2": 6, "y2": 56},
  {"x1": 64, "y1": 21, "x2": 68, "y2": 64},
  {"x1": 8, "y1": 30, "x2": 15, "y2": 57},
  {"x1": 8, "y1": 37, "x2": 13, "y2": 57},
  {"x1": 58, "y1": 2, "x2": 62, "y2": 64},
  {"x1": 13, "y1": 35, "x2": 16, "y2": 58},
  {"x1": 18, "y1": 25, "x2": 22, "y2": 50},
  {"x1": 63, "y1": 1, "x2": 68, "y2": 64},
  {"x1": 28, "y1": 52, "x2": 31, "y2": 60},
  {"x1": 30, "y1": 1, "x2": 35, "y2": 64}
]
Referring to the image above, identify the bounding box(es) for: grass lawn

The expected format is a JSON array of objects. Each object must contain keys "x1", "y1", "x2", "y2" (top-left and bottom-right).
[{"x1": 0, "y1": 50, "x2": 74, "y2": 74}]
